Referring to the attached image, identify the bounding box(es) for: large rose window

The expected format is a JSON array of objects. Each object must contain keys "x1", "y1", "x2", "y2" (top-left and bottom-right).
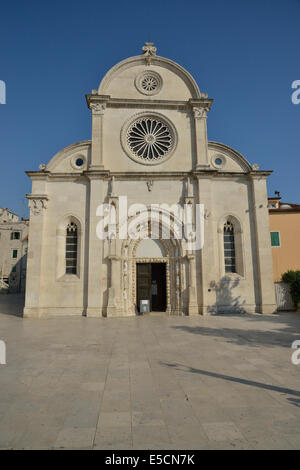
[{"x1": 126, "y1": 117, "x2": 173, "y2": 161}]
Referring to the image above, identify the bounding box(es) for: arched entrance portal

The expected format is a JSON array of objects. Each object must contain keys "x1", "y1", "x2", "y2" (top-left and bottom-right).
[
  {"x1": 121, "y1": 229, "x2": 184, "y2": 315},
  {"x1": 136, "y1": 239, "x2": 167, "y2": 312}
]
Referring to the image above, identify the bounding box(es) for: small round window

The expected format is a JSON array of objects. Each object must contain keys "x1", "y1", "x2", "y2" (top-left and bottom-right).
[
  {"x1": 212, "y1": 155, "x2": 225, "y2": 169},
  {"x1": 71, "y1": 155, "x2": 86, "y2": 170},
  {"x1": 135, "y1": 71, "x2": 163, "y2": 96},
  {"x1": 75, "y1": 158, "x2": 84, "y2": 167}
]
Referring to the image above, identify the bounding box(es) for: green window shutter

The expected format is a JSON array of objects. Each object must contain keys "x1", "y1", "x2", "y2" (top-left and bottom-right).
[
  {"x1": 12, "y1": 249, "x2": 18, "y2": 259},
  {"x1": 270, "y1": 232, "x2": 280, "y2": 247},
  {"x1": 10, "y1": 232, "x2": 13, "y2": 240}
]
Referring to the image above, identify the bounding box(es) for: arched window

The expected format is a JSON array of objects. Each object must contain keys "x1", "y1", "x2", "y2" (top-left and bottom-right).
[
  {"x1": 66, "y1": 222, "x2": 78, "y2": 274},
  {"x1": 224, "y1": 221, "x2": 236, "y2": 273}
]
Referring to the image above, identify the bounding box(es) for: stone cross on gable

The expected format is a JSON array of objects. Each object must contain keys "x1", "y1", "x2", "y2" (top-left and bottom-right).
[{"x1": 142, "y1": 42, "x2": 157, "y2": 64}]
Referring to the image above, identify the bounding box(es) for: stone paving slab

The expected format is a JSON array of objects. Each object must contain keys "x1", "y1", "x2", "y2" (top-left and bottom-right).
[{"x1": 0, "y1": 295, "x2": 300, "y2": 449}]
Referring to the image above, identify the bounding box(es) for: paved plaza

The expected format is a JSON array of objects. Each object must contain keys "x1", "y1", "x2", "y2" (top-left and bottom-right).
[{"x1": 0, "y1": 295, "x2": 300, "y2": 449}]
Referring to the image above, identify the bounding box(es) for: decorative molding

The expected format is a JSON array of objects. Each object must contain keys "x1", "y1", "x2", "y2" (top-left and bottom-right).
[
  {"x1": 193, "y1": 106, "x2": 209, "y2": 119},
  {"x1": 26, "y1": 194, "x2": 49, "y2": 215},
  {"x1": 89, "y1": 102, "x2": 106, "y2": 115},
  {"x1": 120, "y1": 219, "x2": 184, "y2": 315}
]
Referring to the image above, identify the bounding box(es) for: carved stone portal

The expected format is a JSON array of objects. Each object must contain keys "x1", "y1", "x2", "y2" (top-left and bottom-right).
[{"x1": 120, "y1": 217, "x2": 186, "y2": 315}]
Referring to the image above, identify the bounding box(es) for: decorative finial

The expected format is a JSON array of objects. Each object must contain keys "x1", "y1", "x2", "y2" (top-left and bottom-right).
[
  {"x1": 142, "y1": 42, "x2": 157, "y2": 65},
  {"x1": 252, "y1": 163, "x2": 260, "y2": 170}
]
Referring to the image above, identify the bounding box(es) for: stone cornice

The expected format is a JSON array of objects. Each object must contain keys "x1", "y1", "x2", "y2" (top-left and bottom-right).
[
  {"x1": 188, "y1": 98, "x2": 213, "y2": 116},
  {"x1": 26, "y1": 169, "x2": 268, "y2": 181},
  {"x1": 247, "y1": 171, "x2": 273, "y2": 179},
  {"x1": 86, "y1": 94, "x2": 206, "y2": 111},
  {"x1": 26, "y1": 193, "x2": 49, "y2": 200},
  {"x1": 83, "y1": 170, "x2": 110, "y2": 180}
]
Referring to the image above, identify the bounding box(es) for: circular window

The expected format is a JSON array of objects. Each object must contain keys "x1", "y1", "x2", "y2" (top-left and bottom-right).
[
  {"x1": 141, "y1": 75, "x2": 158, "y2": 92},
  {"x1": 121, "y1": 113, "x2": 177, "y2": 165},
  {"x1": 126, "y1": 117, "x2": 174, "y2": 162},
  {"x1": 70, "y1": 155, "x2": 86, "y2": 170},
  {"x1": 135, "y1": 71, "x2": 162, "y2": 96},
  {"x1": 212, "y1": 154, "x2": 226, "y2": 169},
  {"x1": 75, "y1": 158, "x2": 84, "y2": 167}
]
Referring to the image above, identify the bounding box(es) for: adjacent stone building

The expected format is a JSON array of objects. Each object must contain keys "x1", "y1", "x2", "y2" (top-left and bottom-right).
[
  {"x1": 23, "y1": 43, "x2": 277, "y2": 317},
  {"x1": 0, "y1": 208, "x2": 29, "y2": 293}
]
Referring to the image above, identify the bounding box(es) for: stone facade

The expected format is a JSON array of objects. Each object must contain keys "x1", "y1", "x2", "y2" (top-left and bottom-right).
[
  {"x1": 0, "y1": 209, "x2": 29, "y2": 293},
  {"x1": 23, "y1": 43, "x2": 277, "y2": 317}
]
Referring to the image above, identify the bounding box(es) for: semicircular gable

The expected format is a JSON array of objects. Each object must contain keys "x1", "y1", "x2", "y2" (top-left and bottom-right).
[
  {"x1": 208, "y1": 141, "x2": 252, "y2": 173},
  {"x1": 46, "y1": 141, "x2": 91, "y2": 173},
  {"x1": 98, "y1": 54, "x2": 201, "y2": 101}
]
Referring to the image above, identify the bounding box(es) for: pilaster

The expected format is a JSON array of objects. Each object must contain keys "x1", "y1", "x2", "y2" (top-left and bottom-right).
[
  {"x1": 87, "y1": 95, "x2": 110, "y2": 170},
  {"x1": 23, "y1": 194, "x2": 49, "y2": 317},
  {"x1": 250, "y1": 175, "x2": 277, "y2": 314},
  {"x1": 189, "y1": 97, "x2": 213, "y2": 169},
  {"x1": 196, "y1": 175, "x2": 217, "y2": 314},
  {"x1": 85, "y1": 176, "x2": 104, "y2": 316}
]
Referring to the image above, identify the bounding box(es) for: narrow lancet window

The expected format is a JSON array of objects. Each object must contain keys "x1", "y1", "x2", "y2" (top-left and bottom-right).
[
  {"x1": 224, "y1": 221, "x2": 236, "y2": 273},
  {"x1": 66, "y1": 222, "x2": 78, "y2": 274}
]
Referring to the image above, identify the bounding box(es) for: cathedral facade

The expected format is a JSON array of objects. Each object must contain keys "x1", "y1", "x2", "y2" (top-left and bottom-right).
[{"x1": 23, "y1": 43, "x2": 277, "y2": 317}]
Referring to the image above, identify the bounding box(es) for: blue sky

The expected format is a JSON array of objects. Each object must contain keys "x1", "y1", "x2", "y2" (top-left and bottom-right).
[{"x1": 0, "y1": 0, "x2": 299, "y2": 218}]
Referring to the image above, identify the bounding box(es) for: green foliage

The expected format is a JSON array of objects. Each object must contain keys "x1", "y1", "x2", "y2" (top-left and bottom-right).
[
  {"x1": 282, "y1": 270, "x2": 300, "y2": 307},
  {"x1": 281, "y1": 270, "x2": 300, "y2": 284},
  {"x1": 290, "y1": 278, "x2": 300, "y2": 306}
]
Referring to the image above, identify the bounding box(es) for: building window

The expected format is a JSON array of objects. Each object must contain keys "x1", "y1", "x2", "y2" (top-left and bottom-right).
[
  {"x1": 12, "y1": 266, "x2": 16, "y2": 273},
  {"x1": 270, "y1": 231, "x2": 280, "y2": 247},
  {"x1": 127, "y1": 117, "x2": 173, "y2": 161},
  {"x1": 12, "y1": 249, "x2": 18, "y2": 259},
  {"x1": 224, "y1": 221, "x2": 236, "y2": 273},
  {"x1": 66, "y1": 222, "x2": 78, "y2": 274},
  {"x1": 11, "y1": 231, "x2": 20, "y2": 240}
]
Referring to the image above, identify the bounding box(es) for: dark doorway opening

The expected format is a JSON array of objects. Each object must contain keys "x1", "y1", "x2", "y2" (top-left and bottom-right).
[{"x1": 137, "y1": 262, "x2": 166, "y2": 313}]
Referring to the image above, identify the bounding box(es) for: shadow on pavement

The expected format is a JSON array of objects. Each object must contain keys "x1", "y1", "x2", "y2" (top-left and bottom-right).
[
  {"x1": 0, "y1": 294, "x2": 25, "y2": 317},
  {"x1": 171, "y1": 313, "x2": 300, "y2": 348},
  {"x1": 161, "y1": 361, "x2": 300, "y2": 406}
]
